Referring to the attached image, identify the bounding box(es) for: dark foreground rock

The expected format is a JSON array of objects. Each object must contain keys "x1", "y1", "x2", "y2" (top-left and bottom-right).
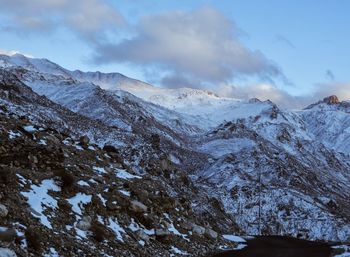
[{"x1": 210, "y1": 236, "x2": 333, "y2": 257}]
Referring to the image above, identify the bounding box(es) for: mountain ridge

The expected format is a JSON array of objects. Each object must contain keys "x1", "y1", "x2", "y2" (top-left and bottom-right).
[{"x1": 1, "y1": 53, "x2": 350, "y2": 256}]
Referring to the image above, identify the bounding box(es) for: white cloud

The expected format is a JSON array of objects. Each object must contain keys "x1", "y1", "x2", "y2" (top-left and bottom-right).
[
  {"x1": 314, "y1": 82, "x2": 350, "y2": 101},
  {"x1": 0, "y1": 3, "x2": 286, "y2": 88},
  {"x1": 93, "y1": 7, "x2": 283, "y2": 85},
  {"x1": 216, "y1": 84, "x2": 311, "y2": 109},
  {"x1": 216, "y1": 82, "x2": 350, "y2": 109},
  {"x1": 0, "y1": 0, "x2": 124, "y2": 42}
]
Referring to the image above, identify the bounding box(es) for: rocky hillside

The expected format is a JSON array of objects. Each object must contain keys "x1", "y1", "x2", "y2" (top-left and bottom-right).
[
  {"x1": 1, "y1": 53, "x2": 350, "y2": 255},
  {"x1": 0, "y1": 69, "x2": 242, "y2": 256}
]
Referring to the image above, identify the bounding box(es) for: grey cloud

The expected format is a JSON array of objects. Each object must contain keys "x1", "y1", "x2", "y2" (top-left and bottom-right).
[
  {"x1": 313, "y1": 82, "x2": 350, "y2": 101},
  {"x1": 275, "y1": 34, "x2": 295, "y2": 49},
  {"x1": 216, "y1": 84, "x2": 312, "y2": 109},
  {"x1": 93, "y1": 7, "x2": 283, "y2": 85},
  {"x1": 216, "y1": 82, "x2": 350, "y2": 109},
  {"x1": 325, "y1": 69, "x2": 335, "y2": 81},
  {"x1": 0, "y1": 0, "x2": 124, "y2": 42},
  {"x1": 160, "y1": 74, "x2": 206, "y2": 89}
]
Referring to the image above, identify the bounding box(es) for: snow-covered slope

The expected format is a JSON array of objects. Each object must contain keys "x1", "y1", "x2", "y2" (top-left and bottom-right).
[
  {"x1": 0, "y1": 72, "x2": 239, "y2": 256},
  {"x1": 1, "y1": 53, "x2": 350, "y2": 243},
  {"x1": 0, "y1": 54, "x2": 273, "y2": 130},
  {"x1": 300, "y1": 95, "x2": 350, "y2": 155},
  {"x1": 194, "y1": 108, "x2": 350, "y2": 241},
  {"x1": 0, "y1": 53, "x2": 71, "y2": 77},
  {"x1": 0, "y1": 54, "x2": 206, "y2": 136}
]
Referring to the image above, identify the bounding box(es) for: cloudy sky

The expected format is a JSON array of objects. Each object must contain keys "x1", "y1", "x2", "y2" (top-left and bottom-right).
[{"x1": 1, "y1": 0, "x2": 350, "y2": 108}]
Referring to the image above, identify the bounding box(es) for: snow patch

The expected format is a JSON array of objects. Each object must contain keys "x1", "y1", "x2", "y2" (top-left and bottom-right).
[
  {"x1": 23, "y1": 125, "x2": 37, "y2": 133},
  {"x1": 8, "y1": 130, "x2": 21, "y2": 139},
  {"x1": 21, "y1": 179, "x2": 60, "y2": 229},
  {"x1": 115, "y1": 169, "x2": 142, "y2": 180},
  {"x1": 77, "y1": 180, "x2": 89, "y2": 187},
  {"x1": 0, "y1": 248, "x2": 17, "y2": 257},
  {"x1": 108, "y1": 217, "x2": 125, "y2": 242},
  {"x1": 170, "y1": 246, "x2": 189, "y2": 256},
  {"x1": 67, "y1": 193, "x2": 92, "y2": 216}
]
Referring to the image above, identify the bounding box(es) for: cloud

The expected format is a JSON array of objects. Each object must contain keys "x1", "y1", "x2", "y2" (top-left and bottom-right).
[
  {"x1": 275, "y1": 34, "x2": 295, "y2": 49},
  {"x1": 160, "y1": 74, "x2": 205, "y2": 89},
  {"x1": 313, "y1": 82, "x2": 350, "y2": 101},
  {"x1": 0, "y1": 3, "x2": 288, "y2": 90},
  {"x1": 0, "y1": 0, "x2": 124, "y2": 42},
  {"x1": 216, "y1": 81, "x2": 350, "y2": 110},
  {"x1": 93, "y1": 7, "x2": 283, "y2": 86},
  {"x1": 216, "y1": 84, "x2": 312, "y2": 109},
  {"x1": 325, "y1": 69, "x2": 335, "y2": 81}
]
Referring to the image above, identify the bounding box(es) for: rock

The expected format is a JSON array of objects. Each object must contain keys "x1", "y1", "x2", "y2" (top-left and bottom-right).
[
  {"x1": 249, "y1": 98, "x2": 261, "y2": 103},
  {"x1": 76, "y1": 216, "x2": 92, "y2": 231},
  {"x1": 0, "y1": 228, "x2": 16, "y2": 243},
  {"x1": 323, "y1": 95, "x2": 339, "y2": 104},
  {"x1": 0, "y1": 204, "x2": 8, "y2": 218},
  {"x1": 131, "y1": 189, "x2": 149, "y2": 203},
  {"x1": 44, "y1": 134, "x2": 61, "y2": 145},
  {"x1": 79, "y1": 135, "x2": 90, "y2": 147},
  {"x1": 192, "y1": 224, "x2": 205, "y2": 236},
  {"x1": 0, "y1": 248, "x2": 17, "y2": 257},
  {"x1": 28, "y1": 154, "x2": 38, "y2": 164},
  {"x1": 178, "y1": 220, "x2": 192, "y2": 231},
  {"x1": 150, "y1": 134, "x2": 160, "y2": 150},
  {"x1": 106, "y1": 201, "x2": 120, "y2": 211},
  {"x1": 103, "y1": 145, "x2": 119, "y2": 154},
  {"x1": 155, "y1": 229, "x2": 172, "y2": 243},
  {"x1": 205, "y1": 228, "x2": 218, "y2": 239},
  {"x1": 129, "y1": 200, "x2": 148, "y2": 213},
  {"x1": 137, "y1": 230, "x2": 150, "y2": 242},
  {"x1": 160, "y1": 157, "x2": 171, "y2": 171},
  {"x1": 155, "y1": 229, "x2": 170, "y2": 237}
]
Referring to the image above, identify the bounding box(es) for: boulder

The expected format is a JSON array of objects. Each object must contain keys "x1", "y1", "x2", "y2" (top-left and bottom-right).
[
  {"x1": 28, "y1": 154, "x2": 38, "y2": 164},
  {"x1": 103, "y1": 145, "x2": 119, "y2": 154},
  {"x1": 131, "y1": 189, "x2": 149, "y2": 203},
  {"x1": 0, "y1": 204, "x2": 8, "y2": 218},
  {"x1": 155, "y1": 229, "x2": 170, "y2": 237},
  {"x1": 192, "y1": 224, "x2": 205, "y2": 236},
  {"x1": 205, "y1": 228, "x2": 218, "y2": 239},
  {"x1": 79, "y1": 136, "x2": 90, "y2": 147},
  {"x1": 160, "y1": 158, "x2": 171, "y2": 171},
  {"x1": 0, "y1": 228, "x2": 16, "y2": 243},
  {"x1": 323, "y1": 95, "x2": 339, "y2": 104},
  {"x1": 178, "y1": 220, "x2": 192, "y2": 231},
  {"x1": 129, "y1": 200, "x2": 148, "y2": 213},
  {"x1": 76, "y1": 216, "x2": 92, "y2": 231},
  {"x1": 137, "y1": 230, "x2": 150, "y2": 242},
  {"x1": 106, "y1": 201, "x2": 120, "y2": 211}
]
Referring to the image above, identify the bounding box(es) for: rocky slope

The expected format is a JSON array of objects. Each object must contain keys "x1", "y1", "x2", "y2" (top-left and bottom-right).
[
  {"x1": 0, "y1": 69, "x2": 242, "y2": 256},
  {"x1": 194, "y1": 108, "x2": 350, "y2": 240},
  {"x1": 1, "y1": 53, "x2": 350, "y2": 255}
]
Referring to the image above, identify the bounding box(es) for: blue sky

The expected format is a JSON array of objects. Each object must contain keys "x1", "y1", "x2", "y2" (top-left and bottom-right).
[{"x1": 1, "y1": 0, "x2": 350, "y2": 106}]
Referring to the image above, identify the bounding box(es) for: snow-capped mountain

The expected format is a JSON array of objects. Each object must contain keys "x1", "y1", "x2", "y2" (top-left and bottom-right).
[
  {"x1": 1, "y1": 53, "x2": 350, "y2": 256},
  {"x1": 0, "y1": 67, "x2": 238, "y2": 257},
  {"x1": 0, "y1": 53, "x2": 268, "y2": 130},
  {"x1": 301, "y1": 95, "x2": 350, "y2": 155}
]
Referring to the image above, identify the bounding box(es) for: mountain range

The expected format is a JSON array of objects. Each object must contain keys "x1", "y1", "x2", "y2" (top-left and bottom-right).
[{"x1": 0, "y1": 53, "x2": 350, "y2": 256}]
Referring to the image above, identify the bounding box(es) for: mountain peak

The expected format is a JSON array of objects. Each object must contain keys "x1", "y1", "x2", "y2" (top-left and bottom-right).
[
  {"x1": 322, "y1": 95, "x2": 340, "y2": 104},
  {"x1": 304, "y1": 95, "x2": 343, "y2": 110}
]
